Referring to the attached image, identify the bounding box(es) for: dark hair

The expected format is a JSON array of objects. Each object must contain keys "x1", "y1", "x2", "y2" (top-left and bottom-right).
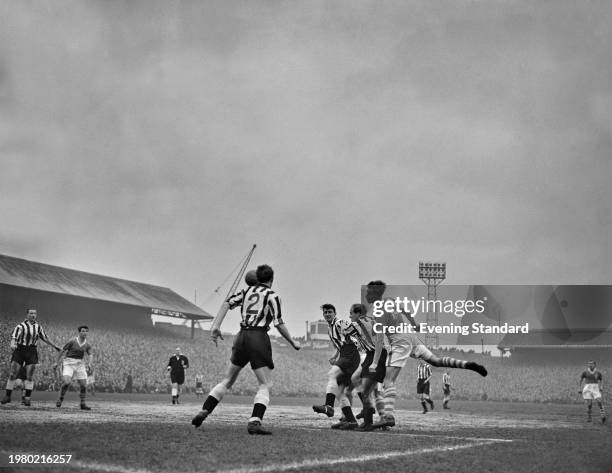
[
  {"x1": 256, "y1": 264, "x2": 274, "y2": 284},
  {"x1": 78, "y1": 325, "x2": 89, "y2": 332},
  {"x1": 350, "y1": 303, "x2": 367, "y2": 315},
  {"x1": 321, "y1": 303, "x2": 336, "y2": 313},
  {"x1": 365, "y1": 280, "x2": 387, "y2": 303}
]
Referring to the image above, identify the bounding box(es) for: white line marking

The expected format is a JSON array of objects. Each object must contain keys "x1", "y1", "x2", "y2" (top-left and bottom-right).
[
  {"x1": 298, "y1": 426, "x2": 515, "y2": 443},
  {"x1": 69, "y1": 460, "x2": 154, "y2": 473},
  {"x1": 216, "y1": 440, "x2": 504, "y2": 473}
]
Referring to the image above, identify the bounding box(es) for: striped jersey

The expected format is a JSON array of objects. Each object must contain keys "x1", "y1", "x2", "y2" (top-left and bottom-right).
[
  {"x1": 327, "y1": 317, "x2": 356, "y2": 351},
  {"x1": 417, "y1": 362, "x2": 432, "y2": 381},
  {"x1": 443, "y1": 373, "x2": 451, "y2": 386},
  {"x1": 11, "y1": 320, "x2": 50, "y2": 347},
  {"x1": 227, "y1": 284, "x2": 283, "y2": 329},
  {"x1": 346, "y1": 316, "x2": 376, "y2": 352}
]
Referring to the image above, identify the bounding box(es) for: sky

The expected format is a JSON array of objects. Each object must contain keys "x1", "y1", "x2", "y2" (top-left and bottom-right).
[{"x1": 1, "y1": 0, "x2": 610, "y2": 337}]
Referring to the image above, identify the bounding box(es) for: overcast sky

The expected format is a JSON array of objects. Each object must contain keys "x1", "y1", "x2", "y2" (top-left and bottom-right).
[{"x1": 1, "y1": 1, "x2": 610, "y2": 336}]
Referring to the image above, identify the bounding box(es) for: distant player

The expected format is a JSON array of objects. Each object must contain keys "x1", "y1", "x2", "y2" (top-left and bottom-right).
[
  {"x1": 167, "y1": 347, "x2": 189, "y2": 404},
  {"x1": 195, "y1": 373, "x2": 204, "y2": 397},
  {"x1": 191, "y1": 264, "x2": 301, "y2": 435},
  {"x1": 2, "y1": 308, "x2": 61, "y2": 406},
  {"x1": 417, "y1": 360, "x2": 434, "y2": 414},
  {"x1": 442, "y1": 372, "x2": 451, "y2": 409},
  {"x1": 55, "y1": 325, "x2": 93, "y2": 410},
  {"x1": 579, "y1": 361, "x2": 606, "y2": 423},
  {"x1": 312, "y1": 304, "x2": 361, "y2": 426},
  {"x1": 366, "y1": 281, "x2": 487, "y2": 429}
]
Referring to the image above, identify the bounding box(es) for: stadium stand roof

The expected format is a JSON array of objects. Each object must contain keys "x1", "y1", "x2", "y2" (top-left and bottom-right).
[
  {"x1": 0, "y1": 254, "x2": 212, "y2": 320},
  {"x1": 499, "y1": 329, "x2": 612, "y2": 349}
]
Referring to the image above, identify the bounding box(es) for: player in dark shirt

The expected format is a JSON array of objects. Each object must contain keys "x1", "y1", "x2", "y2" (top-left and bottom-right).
[
  {"x1": 54, "y1": 326, "x2": 93, "y2": 410},
  {"x1": 167, "y1": 347, "x2": 189, "y2": 404}
]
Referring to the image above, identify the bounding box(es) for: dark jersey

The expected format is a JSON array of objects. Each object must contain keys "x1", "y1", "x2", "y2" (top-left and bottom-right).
[
  {"x1": 167, "y1": 355, "x2": 189, "y2": 373},
  {"x1": 62, "y1": 338, "x2": 92, "y2": 359},
  {"x1": 581, "y1": 369, "x2": 602, "y2": 384}
]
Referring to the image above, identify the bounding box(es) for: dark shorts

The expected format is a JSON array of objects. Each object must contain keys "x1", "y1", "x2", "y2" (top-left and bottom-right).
[
  {"x1": 334, "y1": 344, "x2": 360, "y2": 386},
  {"x1": 231, "y1": 329, "x2": 274, "y2": 370},
  {"x1": 360, "y1": 349, "x2": 387, "y2": 383},
  {"x1": 417, "y1": 379, "x2": 430, "y2": 395},
  {"x1": 443, "y1": 385, "x2": 451, "y2": 396},
  {"x1": 170, "y1": 371, "x2": 185, "y2": 385},
  {"x1": 11, "y1": 346, "x2": 38, "y2": 366}
]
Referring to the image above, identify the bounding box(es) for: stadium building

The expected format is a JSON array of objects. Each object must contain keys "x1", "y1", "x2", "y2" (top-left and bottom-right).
[{"x1": 0, "y1": 254, "x2": 212, "y2": 336}]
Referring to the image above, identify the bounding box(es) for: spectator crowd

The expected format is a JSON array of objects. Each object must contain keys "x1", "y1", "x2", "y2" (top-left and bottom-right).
[{"x1": 1, "y1": 313, "x2": 609, "y2": 403}]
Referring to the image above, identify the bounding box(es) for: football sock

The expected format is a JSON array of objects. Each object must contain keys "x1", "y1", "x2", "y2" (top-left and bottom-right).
[
  {"x1": 6, "y1": 379, "x2": 15, "y2": 391},
  {"x1": 24, "y1": 380, "x2": 33, "y2": 398},
  {"x1": 421, "y1": 401, "x2": 428, "y2": 412},
  {"x1": 374, "y1": 390, "x2": 385, "y2": 415},
  {"x1": 325, "y1": 393, "x2": 336, "y2": 407},
  {"x1": 341, "y1": 406, "x2": 357, "y2": 423},
  {"x1": 597, "y1": 402, "x2": 605, "y2": 417},
  {"x1": 433, "y1": 356, "x2": 467, "y2": 369},
  {"x1": 60, "y1": 384, "x2": 69, "y2": 399},
  {"x1": 171, "y1": 387, "x2": 178, "y2": 397},
  {"x1": 203, "y1": 383, "x2": 228, "y2": 413},
  {"x1": 249, "y1": 403, "x2": 267, "y2": 423},
  {"x1": 383, "y1": 384, "x2": 397, "y2": 416},
  {"x1": 427, "y1": 399, "x2": 434, "y2": 408}
]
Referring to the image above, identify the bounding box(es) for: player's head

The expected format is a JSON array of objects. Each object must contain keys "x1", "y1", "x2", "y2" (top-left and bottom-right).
[
  {"x1": 349, "y1": 303, "x2": 367, "y2": 322},
  {"x1": 587, "y1": 360, "x2": 596, "y2": 370},
  {"x1": 365, "y1": 281, "x2": 386, "y2": 303},
  {"x1": 78, "y1": 325, "x2": 89, "y2": 338},
  {"x1": 321, "y1": 304, "x2": 336, "y2": 323},
  {"x1": 175, "y1": 347, "x2": 181, "y2": 355},
  {"x1": 245, "y1": 269, "x2": 259, "y2": 286},
  {"x1": 256, "y1": 264, "x2": 274, "y2": 286},
  {"x1": 26, "y1": 308, "x2": 37, "y2": 321}
]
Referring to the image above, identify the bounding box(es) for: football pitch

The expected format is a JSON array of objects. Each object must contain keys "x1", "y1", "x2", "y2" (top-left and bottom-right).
[{"x1": 1, "y1": 393, "x2": 610, "y2": 473}]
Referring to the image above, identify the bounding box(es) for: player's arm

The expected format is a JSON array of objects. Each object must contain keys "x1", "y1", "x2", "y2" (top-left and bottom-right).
[
  {"x1": 184, "y1": 357, "x2": 189, "y2": 369},
  {"x1": 578, "y1": 372, "x2": 585, "y2": 393},
  {"x1": 9, "y1": 325, "x2": 21, "y2": 349},
  {"x1": 370, "y1": 330, "x2": 385, "y2": 371},
  {"x1": 39, "y1": 326, "x2": 61, "y2": 351},
  {"x1": 210, "y1": 302, "x2": 230, "y2": 345},
  {"x1": 275, "y1": 323, "x2": 301, "y2": 350},
  {"x1": 86, "y1": 346, "x2": 93, "y2": 369},
  {"x1": 54, "y1": 347, "x2": 67, "y2": 369}
]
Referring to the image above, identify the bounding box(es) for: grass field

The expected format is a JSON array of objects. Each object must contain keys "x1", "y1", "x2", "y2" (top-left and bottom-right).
[{"x1": 1, "y1": 392, "x2": 611, "y2": 473}]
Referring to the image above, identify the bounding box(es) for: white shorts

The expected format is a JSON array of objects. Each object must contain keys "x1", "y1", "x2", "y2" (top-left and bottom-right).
[
  {"x1": 386, "y1": 335, "x2": 433, "y2": 368},
  {"x1": 87, "y1": 375, "x2": 95, "y2": 386},
  {"x1": 583, "y1": 384, "x2": 602, "y2": 400},
  {"x1": 62, "y1": 359, "x2": 88, "y2": 381}
]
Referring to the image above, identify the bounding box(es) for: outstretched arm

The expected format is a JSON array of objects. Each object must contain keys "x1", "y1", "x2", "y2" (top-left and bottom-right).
[
  {"x1": 275, "y1": 323, "x2": 301, "y2": 350},
  {"x1": 211, "y1": 302, "x2": 230, "y2": 346}
]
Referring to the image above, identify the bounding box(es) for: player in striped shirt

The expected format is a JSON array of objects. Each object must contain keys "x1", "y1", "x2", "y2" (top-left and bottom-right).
[
  {"x1": 417, "y1": 360, "x2": 434, "y2": 414},
  {"x1": 191, "y1": 264, "x2": 300, "y2": 435},
  {"x1": 442, "y1": 372, "x2": 451, "y2": 409},
  {"x1": 55, "y1": 325, "x2": 93, "y2": 410},
  {"x1": 313, "y1": 304, "x2": 361, "y2": 426},
  {"x1": 579, "y1": 361, "x2": 606, "y2": 423},
  {"x1": 366, "y1": 281, "x2": 487, "y2": 429},
  {"x1": 1, "y1": 308, "x2": 61, "y2": 406},
  {"x1": 342, "y1": 303, "x2": 388, "y2": 431}
]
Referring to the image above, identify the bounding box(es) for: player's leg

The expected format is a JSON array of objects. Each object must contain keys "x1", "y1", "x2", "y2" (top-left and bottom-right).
[
  {"x1": 424, "y1": 384, "x2": 434, "y2": 410},
  {"x1": 171, "y1": 381, "x2": 178, "y2": 404},
  {"x1": 376, "y1": 366, "x2": 401, "y2": 426},
  {"x1": 2, "y1": 360, "x2": 23, "y2": 403},
  {"x1": 596, "y1": 399, "x2": 606, "y2": 423},
  {"x1": 77, "y1": 379, "x2": 91, "y2": 410},
  {"x1": 246, "y1": 366, "x2": 273, "y2": 435},
  {"x1": 57, "y1": 363, "x2": 74, "y2": 408},
  {"x1": 313, "y1": 365, "x2": 344, "y2": 417},
  {"x1": 20, "y1": 363, "x2": 36, "y2": 406},
  {"x1": 415, "y1": 345, "x2": 487, "y2": 377},
  {"x1": 586, "y1": 398, "x2": 593, "y2": 421},
  {"x1": 192, "y1": 362, "x2": 243, "y2": 427}
]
